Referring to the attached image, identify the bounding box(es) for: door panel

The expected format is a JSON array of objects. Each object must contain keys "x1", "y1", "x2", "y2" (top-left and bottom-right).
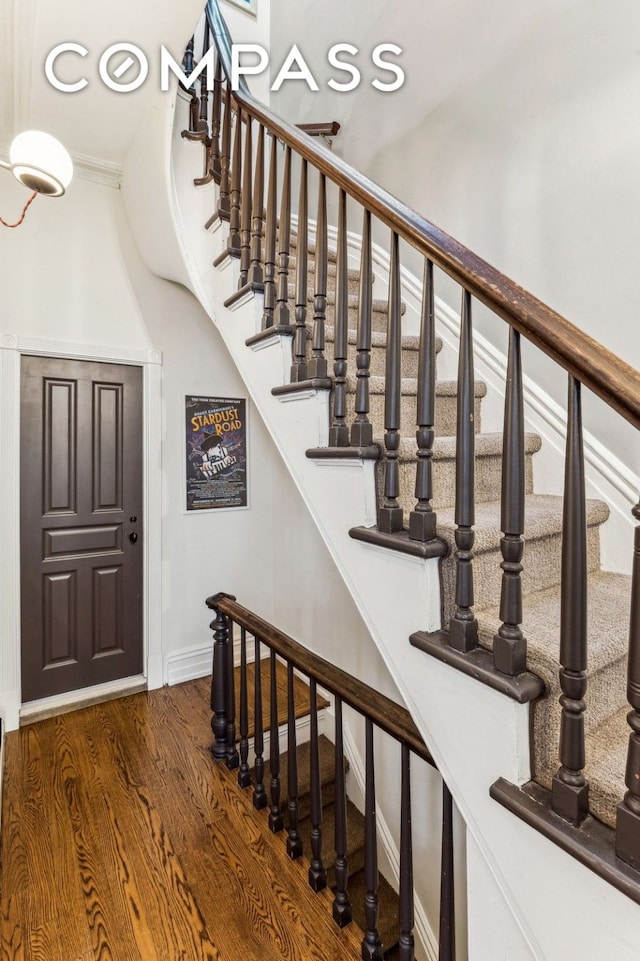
[{"x1": 20, "y1": 356, "x2": 143, "y2": 703}]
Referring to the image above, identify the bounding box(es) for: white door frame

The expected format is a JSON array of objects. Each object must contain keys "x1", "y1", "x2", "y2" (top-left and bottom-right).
[{"x1": 0, "y1": 332, "x2": 163, "y2": 732}]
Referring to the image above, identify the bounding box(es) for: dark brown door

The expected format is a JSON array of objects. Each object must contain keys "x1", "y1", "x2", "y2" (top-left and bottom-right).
[{"x1": 20, "y1": 356, "x2": 143, "y2": 703}]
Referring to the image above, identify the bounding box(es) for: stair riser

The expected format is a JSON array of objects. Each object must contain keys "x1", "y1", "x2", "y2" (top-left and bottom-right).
[
  {"x1": 325, "y1": 848, "x2": 365, "y2": 890},
  {"x1": 288, "y1": 301, "x2": 389, "y2": 334},
  {"x1": 439, "y1": 525, "x2": 602, "y2": 620},
  {"x1": 530, "y1": 655, "x2": 629, "y2": 791},
  {"x1": 360, "y1": 392, "x2": 483, "y2": 439},
  {"x1": 289, "y1": 262, "x2": 364, "y2": 298},
  {"x1": 396, "y1": 450, "x2": 536, "y2": 513},
  {"x1": 319, "y1": 338, "x2": 419, "y2": 379},
  {"x1": 320, "y1": 302, "x2": 389, "y2": 333}
]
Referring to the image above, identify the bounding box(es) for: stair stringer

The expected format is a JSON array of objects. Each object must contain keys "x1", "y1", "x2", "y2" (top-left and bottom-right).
[{"x1": 121, "y1": 89, "x2": 640, "y2": 961}]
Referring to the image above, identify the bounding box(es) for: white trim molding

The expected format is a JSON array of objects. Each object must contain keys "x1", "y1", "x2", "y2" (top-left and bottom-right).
[
  {"x1": 71, "y1": 152, "x2": 123, "y2": 189},
  {"x1": 0, "y1": 334, "x2": 163, "y2": 731}
]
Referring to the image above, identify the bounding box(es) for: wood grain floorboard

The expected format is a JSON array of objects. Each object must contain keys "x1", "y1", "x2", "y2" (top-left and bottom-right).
[
  {"x1": 130, "y1": 682, "x2": 361, "y2": 961},
  {"x1": 1, "y1": 680, "x2": 362, "y2": 961}
]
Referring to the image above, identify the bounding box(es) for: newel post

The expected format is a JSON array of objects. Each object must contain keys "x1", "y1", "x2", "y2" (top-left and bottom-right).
[
  {"x1": 616, "y1": 499, "x2": 640, "y2": 868},
  {"x1": 206, "y1": 592, "x2": 237, "y2": 763}
]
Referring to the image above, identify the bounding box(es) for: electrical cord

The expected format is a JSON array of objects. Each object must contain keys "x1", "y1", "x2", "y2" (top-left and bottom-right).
[{"x1": 0, "y1": 191, "x2": 37, "y2": 228}]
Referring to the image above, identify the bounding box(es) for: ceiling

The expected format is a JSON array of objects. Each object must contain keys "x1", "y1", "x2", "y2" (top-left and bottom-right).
[{"x1": 1, "y1": 0, "x2": 204, "y2": 169}]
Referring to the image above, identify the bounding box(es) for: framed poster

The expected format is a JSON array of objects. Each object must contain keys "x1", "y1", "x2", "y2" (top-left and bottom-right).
[
  {"x1": 222, "y1": 0, "x2": 257, "y2": 17},
  {"x1": 185, "y1": 396, "x2": 249, "y2": 512}
]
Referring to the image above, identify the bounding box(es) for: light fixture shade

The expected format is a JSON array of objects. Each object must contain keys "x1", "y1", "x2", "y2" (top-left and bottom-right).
[{"x1": 9, "y1": 130, "x2": 73, "y2": 197}]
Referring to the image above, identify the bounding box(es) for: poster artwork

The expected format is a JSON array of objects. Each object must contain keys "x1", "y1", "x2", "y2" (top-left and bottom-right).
[{"x1": 185, "y1": 396, "x2": 248, "y2": 511}]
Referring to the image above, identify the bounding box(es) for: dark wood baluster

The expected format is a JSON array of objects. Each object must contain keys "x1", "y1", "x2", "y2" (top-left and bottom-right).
[
  {"x1": 362, "y1": 718, "x2": 383, "y2": 960},
  {"x1": 329, "y1": 189, "x2": 350, "y2": 446},
  {"x1": 307, "y1": 173, "x2": 329, "y2": 381},
  {"x1": 217, "y1": 81, "x2": 232, "y2": 222},
  {"x1": 207, "y1": 596, "x2": 230, "y2": 762},
  {"x1": 238, "y1": 627, "x2": 251, "y2": 788},
  {"x1": 183, "y1": 36, "x2": 199, "y2": 134},
  {"x1": 227, "y1": 101, "x2": 242, "y2": 257},
  {"x1": 262, "y1": 134, "x2": 278, "y2": 330},
  {"x1": 552, "y1": 375, "x2": 589, "y2": 825},
  {"x1": 193, "y1": 23, "x2": 214, "y2": 185},
  {"x1": 439, "y1": 782, "x2": 455, "y2": 961},
  {"x1": 308, "y1": 677, "x2": 327, "y2": 891},
  {"x1": 197, "y1": 19, "x2": 210, "y2": 134},
  {"x1": 333, "y1": 696, "x2": 352, "y2": 927},
  {"x1": 350, "y1": 208, "x2": 373, "y2": 447},
  {"x1": 247, "y1": 124, "x2": 265, "y2": 290},
  {"x1": 253, "y1": 636, "x2": 267, "y2": 810},
  {"x1": 616, "y1": 498, "x2": 640, "y2": 869},
  {"x1": 275, "y1": 145, "x2": 292, "y2": 328},
  {"x1": 238, "y1": 113, "x2": 252, "y2": 289},
  {"x1": 449, "y1": 290, "x2": 479, "y2": 652},
  {"x1": 286, "y1": 662, "x2": 303, "y2": 858},
  {"x1": 269, "y1": 649, "x2": 284, "y2": 832},
  {"x1": 378, "y1": 231, "x2": 404, "y2": 533},
  {"x1": 210, "y1": 56, "x2": 223, "y2": 184},
  {"x1": 398, "y1": 744, "x2": 414, "y2": 961},
  {"x1": 409, "y1": 259, "x2": 437, "y2": 541},
  {"x1": 290, "y1": 158, "x2": 308, "y2": 383},
  {"x1": 493, "y1": 327, "x2": 527, "y2": 675},
  {"x1": 225, "y1": 618, "x2": 239, "y2": 770}
]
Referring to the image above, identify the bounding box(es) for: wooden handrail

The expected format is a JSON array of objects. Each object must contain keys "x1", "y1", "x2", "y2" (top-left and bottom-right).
[
  {"x1": 296, "y1": 122, "x2": 341, "y2": 138},
  {"x1": 211, "y1": 594, "x2": 434, "y2": 766},
  {"x1": 205, "y1": 0, "x2": 640, "y2": 430}
]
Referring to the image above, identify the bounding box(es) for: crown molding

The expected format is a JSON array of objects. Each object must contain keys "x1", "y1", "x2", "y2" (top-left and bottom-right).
[{"x1": 69, "y1": 151, "x2": 123, "y2": 189}]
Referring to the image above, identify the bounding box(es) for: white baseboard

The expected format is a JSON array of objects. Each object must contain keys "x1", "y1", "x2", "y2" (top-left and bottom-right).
[{"x1": 165, "y1": 628, "x2": 269, "y2": 687}]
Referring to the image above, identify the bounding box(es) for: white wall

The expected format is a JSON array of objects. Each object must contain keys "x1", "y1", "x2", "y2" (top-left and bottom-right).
[
  {"x1": 0, "y1": 163, "x2": 397, "y2": 700},
  {"x1": 0, "y1": 175, "x2": 151, "y2": 349}
]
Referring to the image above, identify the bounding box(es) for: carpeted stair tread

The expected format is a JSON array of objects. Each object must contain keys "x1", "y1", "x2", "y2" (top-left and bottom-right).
[
  {"x1": 388, "y1": 432, "x2": 541, "y2": 512},
  {"x1": 289, "y1": 255, "x2": 369, "y2": 295},
  {"x1": 290, "y1": 238, "x2": 337, "y2": 263},
  {"x1": 322, "y1": 327, "x2": 442, "y2": 379},
  {"x1": 347, "y1": 375, "x2": 486, "y2": 399},
  {"x1": 438, "y1": 495, "x2": 608, "y2": 617},
  {"x1": 477, "y1": 570, "x2": 631, "y2": 802},
  {"x1": 270, "y1": 734, "x2": 342, "y2": 818},
  {"x1": 477, "y1": 570, "x2": 631, "y2": 684},
  {"x1": 298, "y1": 799, "x2": 367, "y2": 885},
  {"x1": 301, "y1": 289, "x2": 402, "y2": 316},
  {"x1": 396, "y1": 431, "x2": 542, "y2": 461},
  {"x1": 288, "y1": 258, "x2": 363, "y2": 284},
  {"x1": 323, "y1": 326, "x2": 442, "y2": 356},
  {"x1": 347, "y1": 869, "x2": 401, "y2": 956},
  {"x1": 584, "y1": 705, "x2": 629, "y2": 829},
  {"x1": 287, "y1": 283, "x2": 386, "y2": 307},
  {"x1": 437, "y1": 493, "x2": 609, "y2": 555}
]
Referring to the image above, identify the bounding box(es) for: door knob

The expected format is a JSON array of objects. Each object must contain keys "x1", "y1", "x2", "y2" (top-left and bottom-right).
[{"x1": 129, "y1": 532, "x2": 138, "y2": 544}]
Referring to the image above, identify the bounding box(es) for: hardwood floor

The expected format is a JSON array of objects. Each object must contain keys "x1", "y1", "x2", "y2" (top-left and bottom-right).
[{"x1": 0, "y1": 677, "x2": 362, "y2": 961}]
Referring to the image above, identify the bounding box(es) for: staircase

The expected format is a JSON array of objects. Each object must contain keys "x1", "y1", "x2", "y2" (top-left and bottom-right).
[
  {"x1": 287, "y1": 233, "x2": 632, "y2": 833},
  {"x1": 120, "y1": 1, "x2": 640, "y2": 957},
  {"x1": 231, "y1": 654, "x2": 406, "y2": 954}
]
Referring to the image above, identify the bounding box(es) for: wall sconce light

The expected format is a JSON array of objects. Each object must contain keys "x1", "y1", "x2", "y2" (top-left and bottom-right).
[{"x1": 1, "y1": 130, "x2": 74, "y2": 227}]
